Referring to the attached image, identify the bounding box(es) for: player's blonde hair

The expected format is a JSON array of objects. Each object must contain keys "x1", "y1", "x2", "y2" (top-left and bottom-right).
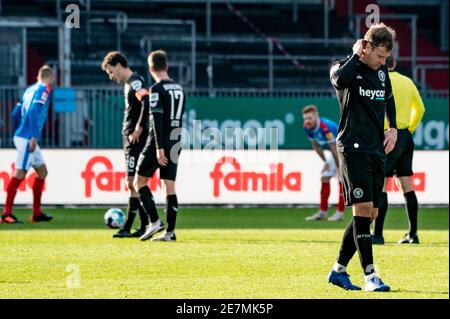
[
  {"x1": 38, "y1": 65, "x2": 54, "y2": 81},
  {"x1": 302, "y1": 104, "x2": 318, "y2": 115}
]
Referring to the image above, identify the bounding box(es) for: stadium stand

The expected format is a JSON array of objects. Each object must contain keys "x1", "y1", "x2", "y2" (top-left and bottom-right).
[
  {"x1": 0, "y1": 0, "x2": 447, "y2": 90},
  {"x1": 0, "y1": 0, "x2": 448, "y2": 149}
]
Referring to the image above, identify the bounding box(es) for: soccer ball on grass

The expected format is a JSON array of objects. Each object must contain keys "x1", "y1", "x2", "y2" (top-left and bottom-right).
[{"x1": 104, "y1": 208, "x2": 126, "y2": 229}]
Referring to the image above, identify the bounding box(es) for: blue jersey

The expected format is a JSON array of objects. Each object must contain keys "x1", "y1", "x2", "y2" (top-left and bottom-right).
[
  {"x1": 303, "y1": 117, "x2": 338, "y2": 150},
  {"x1": 14, "y1": 82, "x2": 51, "y2": 140}
]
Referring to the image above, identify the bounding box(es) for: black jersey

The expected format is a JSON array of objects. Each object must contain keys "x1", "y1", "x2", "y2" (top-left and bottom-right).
[
  {"x1": 149, "y1": 79, "x2": 186, "y2": 149},
  {"x1": 330, "y1": 54, "x2": 396, "y2": 157},
  {"x1": 122, "y1": 73, "x2": 150, "y2": 136}
]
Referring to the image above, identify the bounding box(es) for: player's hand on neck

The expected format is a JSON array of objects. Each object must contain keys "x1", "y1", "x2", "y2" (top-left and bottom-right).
[{"x1": 353, "y1": 39, "x2": 364, "y2": 57}]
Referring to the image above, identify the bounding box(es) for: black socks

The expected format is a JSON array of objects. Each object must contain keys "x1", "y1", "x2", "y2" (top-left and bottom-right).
[
  {"x1": 337, "y1": 220, "x2": 357, "y2": 267},
  {"x1": 138, "y1": 203, "x2": 149, "y2": 230},
  {"x1": 374, "y1": 191, "x2": 418, "y2": 237},
  {"x1": 404, "y1": 191, "x2": 418, "y2": 236},
  {"x1": 123, "y1": 197, "x2": 140, "y2": 231},
  {"x1": 373, "y1": 192, "x2": 388, "y2": 237},
  {"x1": 165, "y1": 195, "x2": 178, "y2": 233},
  {"x1": 353, "y1": 216, "x2": 374, "y2": 275},
  {"x1": 138, "y1": 186, "x2": 160, "y2": 223},
  {"x1": 138, "y1": 187, "x2": 179, "y2": 232}
]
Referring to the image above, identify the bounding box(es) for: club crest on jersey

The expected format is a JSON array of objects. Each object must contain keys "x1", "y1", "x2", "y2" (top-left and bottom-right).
[
  {"x1": 353, "y1": 188, "x2": 364, "y2": 199},
  {"x1": 378, "y1": 70, "x2": 385, "y2": 82},
  {"x1": 325, "y1": 132, "x2": 334, "y2": 141},
  {"x1": 130, "y1": 80, "x2": 142, "y2": 90},
  {"x1": 150, "y1": 92, "x2": 159, "y2": 107}
]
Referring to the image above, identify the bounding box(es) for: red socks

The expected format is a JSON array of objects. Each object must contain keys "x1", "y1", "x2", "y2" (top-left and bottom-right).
[
  {"x1": 338, "y1": 182, "x2": 345, "y2": 212},
  {"x1": 32, "y1": 177, "x2": 45, "y2": 216},
  {"x1": 320, "y1": 182, "x2": 331, "y2": 212},
  {"x1": 3, "y1": 177, "x2": 23, "y2": 216},
  {"x1": 320, "y1": 181, "x2": 345, "y2": 213}
]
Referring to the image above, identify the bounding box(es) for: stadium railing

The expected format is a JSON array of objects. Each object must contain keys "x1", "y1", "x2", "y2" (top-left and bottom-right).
[{"x1": 0, "y1": 86, "x2": 448, "y2": 149}]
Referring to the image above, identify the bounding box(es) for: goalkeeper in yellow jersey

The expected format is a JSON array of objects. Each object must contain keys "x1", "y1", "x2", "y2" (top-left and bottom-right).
[{"x1": 372, "y1": 52, "x2": 425, "y2": 245}]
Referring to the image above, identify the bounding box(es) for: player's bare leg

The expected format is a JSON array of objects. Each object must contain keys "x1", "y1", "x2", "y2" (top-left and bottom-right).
[
  {"x1": 30, "y1": 164, "x2": 52, "y2": 222},
  {"x1": 152, "y1": 180, "x2": 178, "y2": 242},
  {"x1": 135, "y1": 175, "x2": 164, "y2": 241},
  {"x1": 1, "y1": 168, "x2": 27, "y2": 223}
]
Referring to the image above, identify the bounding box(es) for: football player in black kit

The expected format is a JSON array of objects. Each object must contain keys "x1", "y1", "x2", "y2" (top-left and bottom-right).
[
  {"x1": 102, "y1": 51, "x2": 150, "y2": 238},
  {"x1": 327, "y1": 23, "x2": 398, "y2": 292},
  {"x1": 136, "y1": 50, "x2": 185, "y2": 242}
]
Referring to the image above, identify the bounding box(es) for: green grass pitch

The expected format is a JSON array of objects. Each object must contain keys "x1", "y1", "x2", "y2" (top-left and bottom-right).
[{"x1": 0, "y1": 207, "x2": 448, "y2": 299}]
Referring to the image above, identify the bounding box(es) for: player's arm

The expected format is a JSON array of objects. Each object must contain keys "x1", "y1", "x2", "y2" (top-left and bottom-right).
[
  {"x1": 28, "y1": 87, "x2": 50, "y2": 152},
  {"x1": 136, "y1": 89, "x2": 150, "y2": 131},
  {"x1": 28, "y1": 101, "x2": 43, "y2": 152},
  {"x1": 11, "y1": 101, "x2": 22, "y2": 131},
  {"x1": 150, "y1": 88, "x2": 168, "y2": 166},
  {"x1": 311, "y1": 140, "x2": 326, "y2": 162},
  {"x1": 330, "y1": 40, "x2": 363, "y2": 89},
  {"x1": 408, "y1": 81, "x2": 426, "y2": 133},
  {"x1": 150, "y1": 88, "x2": 164, "y2": 149},
  {"x1": 328, "y1": 141, "x2": 339, "y2": 169},
  {"x1": 384, "y1": 71, "x2": 397, "y2": 154},
  {"x1": 321, "y1": 124, "x2": 339, "y2": 168},
  {"x1": 153, "y1": 112, "x2": 168, "y2": 166},
  {"x1": 129, "y1": 84, "x2": 150, "y2": 144}
]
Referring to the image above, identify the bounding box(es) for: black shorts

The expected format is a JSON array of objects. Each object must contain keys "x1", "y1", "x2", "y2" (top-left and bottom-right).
[
  {"x1": 136, "y1": 137, "x2": 181, "y2": 181},
  {"x1": 339, "y1": 152, "x2": 385, "y2": 207},
  {"x1": 123, "y1": 131, "x2": 148, "y2": 176},
  {"x1": 384, "y1": 129, "x2": 414, "y2": 177}
]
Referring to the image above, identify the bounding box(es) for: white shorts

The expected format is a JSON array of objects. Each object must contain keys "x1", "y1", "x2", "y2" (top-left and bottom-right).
[
  {"x1": 13, "y1": 136, "x2": 45, "y2": 171},
  {"x1": 321, "y1": 150, "x2": 337, "y2": 178}
]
